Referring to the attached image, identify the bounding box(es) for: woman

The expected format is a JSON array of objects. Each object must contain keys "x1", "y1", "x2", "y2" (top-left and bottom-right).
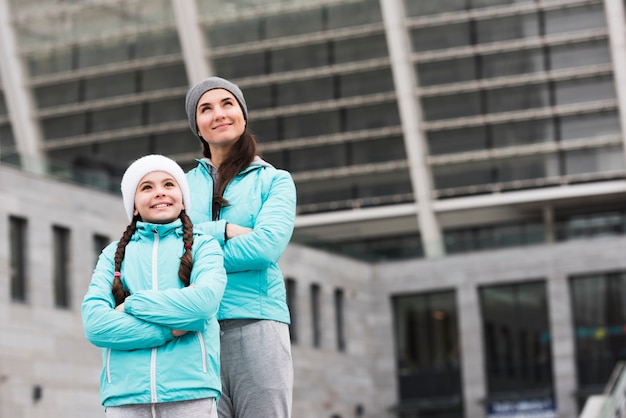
[
  {"x1": 82, "y1": 154, "x2": 227, "y2": 417},
  {"x1": 185, "y1": 77, "x2": 296, "y2": 418}
]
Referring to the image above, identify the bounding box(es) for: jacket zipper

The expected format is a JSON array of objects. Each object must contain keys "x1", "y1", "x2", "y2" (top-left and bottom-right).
[{"x1": 150, "y1": 231, "x2": 159, "y2": 403}]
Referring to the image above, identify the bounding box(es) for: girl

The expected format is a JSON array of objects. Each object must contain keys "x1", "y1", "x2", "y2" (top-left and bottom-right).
[
  {"x1": 81, "y1": 154, "x2": 226, "y2": 418},
  {"x1": 185, "y1": 77, "x2": 296, "y2": 418}
]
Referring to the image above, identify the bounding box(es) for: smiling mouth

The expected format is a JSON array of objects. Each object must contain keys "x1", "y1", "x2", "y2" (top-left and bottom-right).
[{"x1": 152, "y1": 203, "x2": 171, "y2": 209}]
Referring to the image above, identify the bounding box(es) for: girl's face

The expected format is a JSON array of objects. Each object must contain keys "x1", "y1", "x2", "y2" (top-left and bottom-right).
[
  {"x1": 133, "y1": 171, "x2": 184, "y2": 224},
  {"x1": 195, "y1": 88, "x2": 246, "y2": 151}
]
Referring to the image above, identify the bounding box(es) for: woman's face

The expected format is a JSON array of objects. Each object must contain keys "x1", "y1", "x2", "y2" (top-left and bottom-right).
[{"x1": 195, "y1": 88, "x2": 246, "y2": 151}]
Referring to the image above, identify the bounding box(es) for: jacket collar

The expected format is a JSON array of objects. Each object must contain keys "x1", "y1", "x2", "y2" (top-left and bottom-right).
[
  {"x1": 134, "y1": 219, "x2": 183, "y2": 240},
  {"x1": 196, "y1": 156, "x2": 272, "y2": 177}
]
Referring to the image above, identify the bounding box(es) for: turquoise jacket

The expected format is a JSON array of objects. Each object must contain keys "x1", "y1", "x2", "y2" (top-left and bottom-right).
[
  {"x1": 81, "y1": 219, "x2": 226, "y2": 408},
  {"x1": 186, "y1": 158, "x2": 296, "y2": 323}
]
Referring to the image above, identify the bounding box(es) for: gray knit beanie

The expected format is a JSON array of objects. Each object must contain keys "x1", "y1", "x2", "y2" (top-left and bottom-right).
[{"x1": 185, "y1": 76, "x2": 248, "y2": 140}]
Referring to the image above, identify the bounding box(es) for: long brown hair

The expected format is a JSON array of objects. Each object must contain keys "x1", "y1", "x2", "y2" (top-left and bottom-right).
[
  {"x1": 111, "y1": 211, "x2": 194, "y2": 306},
  {"x1": 201, "y1": 128, "x2": 258, "y2": 219}
]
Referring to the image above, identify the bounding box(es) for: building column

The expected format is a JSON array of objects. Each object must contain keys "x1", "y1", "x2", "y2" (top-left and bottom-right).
[
  {"x1": 547, "y1": 273, "x2": 578, "y2": 418},
  {"x1": 172, "y1": 0, "x2": 212, "y2": 86},
  {"x1": 604, "y1": 0, "x2": 626, "y2": 167},
  {"x1": 457, "y1": 282, "x2": 487, "y2": 418},
  {"x1": 0, "y1": 0, "x2": 45, "y2": 173},
  {"x1": 379, "y1": 0, "x2": 444, "y2": 258}
]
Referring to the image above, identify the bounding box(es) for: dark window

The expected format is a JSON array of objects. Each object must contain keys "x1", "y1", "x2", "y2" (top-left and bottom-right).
[
  {"x1": 311, "y1": 283, "x2": 321, "y2": 348},
  {"x1": 93, "y1": 234, "x2": 110, "y2": 264},
  {"x1": 334, "y1": 288, "x2": 345, "y2": 352},
  {"x1": 392, "y1": 290, "x2": 463, "y2": 416},
  {"x1": 9, "y1": 216, "x2": 28, "y2": 302},
  {"x1": 286, "y1": 278, "x2": 298, "y2": 344},
  {"x1": 479, "y1": 281, "x2": 554, "y2": 405},
  {"x1": 53, "y1": 226, "x2": 71, "y2": 308},
  {"x1": 570, "y1": 271, "x2": 626, "y2": 406}
]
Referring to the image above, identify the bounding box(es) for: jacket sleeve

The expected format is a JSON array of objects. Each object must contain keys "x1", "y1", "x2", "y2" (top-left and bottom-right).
[
  {"x1": 123, "y1": 235, "x2": 227, "y2": 331},
  {"x1": 81, "y1": 244, "x2": 175, "y2": 350},
  {"x1": 222, "y1": 169, "x2": 296, "y2": 272}
]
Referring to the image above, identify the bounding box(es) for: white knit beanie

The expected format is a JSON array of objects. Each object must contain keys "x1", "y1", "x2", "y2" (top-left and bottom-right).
[{"x1": 120, "y1": 155, "x2": 191, "y2": 222}]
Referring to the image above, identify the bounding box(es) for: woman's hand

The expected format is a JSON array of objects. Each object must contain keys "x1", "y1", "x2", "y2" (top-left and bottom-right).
[{"x1": 226, "y1": 223, "x2": 252, "y2": 239}]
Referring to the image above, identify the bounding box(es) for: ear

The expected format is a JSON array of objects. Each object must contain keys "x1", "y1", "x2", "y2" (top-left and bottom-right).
[{"x1": 133, "y1": 208, "x2": 139, "y2": 217}]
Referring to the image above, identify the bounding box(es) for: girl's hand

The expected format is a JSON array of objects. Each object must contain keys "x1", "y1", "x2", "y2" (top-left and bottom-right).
[
  {"x1": 115, "y1": 303, "x2": 125, "y2": 313},
  {"x1": 171, "y1": 329, "x2": 188, "y2": 337},
  {"x1": 226, "y1": 223, "x2": 252, "y2": 239}
]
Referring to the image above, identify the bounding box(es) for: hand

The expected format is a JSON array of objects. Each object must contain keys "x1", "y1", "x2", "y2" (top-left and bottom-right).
[
  {"x1": 226, "y1": 223, "x2": 252, "y2": 239},
  {"x1": 171, "y1": 329, "x2": 188, "y2": 337},
  {"x1": 115, "y1": 303, "x2": 125, "y2": 313}
]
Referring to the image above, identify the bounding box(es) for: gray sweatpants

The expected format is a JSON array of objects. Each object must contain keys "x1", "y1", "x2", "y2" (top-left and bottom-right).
[
  {"x1": 105, "y1": 398, "x2": 217, "y2": 418},
  {"x1": 218, "y1": 319, "x2": 293, "y2": 418}
]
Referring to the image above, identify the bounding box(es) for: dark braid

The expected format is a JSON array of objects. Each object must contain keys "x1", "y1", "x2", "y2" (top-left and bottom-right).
[
  {"x1": 112, "y1": 216, "x2": 138, "y2": 306},
  {"x1": 178, "y1": 210, "x2": 194, "y2": 287}
]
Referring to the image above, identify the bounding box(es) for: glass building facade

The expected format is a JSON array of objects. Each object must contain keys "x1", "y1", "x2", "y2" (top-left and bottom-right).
[{"x1": 4, "y1": 0, "x2": 626, "y2": 417}]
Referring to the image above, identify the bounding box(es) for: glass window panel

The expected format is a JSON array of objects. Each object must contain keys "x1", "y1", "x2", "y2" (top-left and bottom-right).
[
  {"x1": 549, "y1": 40, "x2": 611, "y2": 70},
  {"x1": 410, "y1": 22, "x2": 471, "y2": 52},
  {"x1": 142, "y1": 64, "x2": 188, "y2": 91},
  {"x1": 261, "y1": 150, "x2": 286, "y2": 170},
  {"x1": 250, "y1": 118, "x2": 279, "y2": 141},
  {"x1": 422, "y1": 92, "x2": 482, "y2": 121},
  {"x1": 53, "y1": 225, "x2": 71, "y2": 308},
  {"x1": 206, "y1": 19, "x2": 262, "y2": 47},
  {"x1": 90, "y1": 104, "x2": 143, "y2": 133},
  {"x1": 26, "y1": 47, "x2": 74, "y2": 77},
  {"x1": 42, "y1": 114, "x2": 88, "y2": 140},
  {"x1": 289, "y1": 144, "x2": 347, "y2": 172},
  {"x1": 486, "y1": 84, "x2": 549, "y2": 113},
  {"x1": 283, "y1": 111, "x2": 340, "y2": 138},
  {"x1": 476, "y1": 14, "x2": 539, "y2": 44},
  {"x1": 334, "y1": 35, "x2": 388, "y2": 64},
  {"x1": 417, "y1": 57, "x2": 478, "y2": 86},
  {"x1": 480, "y1": 281, "x2": 553, "y2": 397},
  {"x1": 570, "y1": 272, "x2": 626, "y2": 396},
  {"x1": 339, "y1": 69, "x2": 395, "y2": 97},
  {"x1": 564, "y1": 145, "x2": 624, "y2": 176},
  {"x1": 404, "y1": 0, "x2": 466, "y2": 17},
  {"x1": 544, "y1": 4, "x2": 606, "y2": 36},
  {"x1": 0, "y1": 124, "x2": 15, "y2": 149},
  {"x1": 10, "y1": 216, "x2": 28, "y2": 302},
  {"x1": 345, "y1": 103, "x2": 400, "y2": 130},
  {"x1": 154, "y1": 130, "x2": 198, "y2": 155},
  {"x1": 311, "y1": 283, "x2": 321, "y2": 348},
  {"x1": 84, "y1": 73, "x2": 137, "y2": 101},
  {"x1": 334, "y1": 288, "x2": 345, "y2": 352},
  {"x1": 296, "y1": 171, "x2": 412, "y2": 206},
  {"x1": 265, "y1": 9, "x2": 324, "y2": 39},
  {"x1": 428, "y1": 127, "x2": 488, "y2": 155},
  {"x1": 481, "y1": 48, "x2": 544, "y2": 78},
  {"x1": 0, "y1": 91, "x2": 6, "y2": 115},
  {"x1": 308, "y1": 232, "x2": 423, "y2": 261},
  {"x1": 554, "y1": 76, "x2": 615, "y2": 106},
  {"x1": 351, "y1": 137, "x2": 407, "y2": 164},
  {"x1": 147, "y1": 98, "x2": 186, "y2": 124},
  {"x1": 77, "y1": 40, "x2": 130, "y2": 69},
  {"x1": 135, "y1": 30, "x2": 181, "y2": 58},
  {"x1": 471, "y1": 0, "x2": 532, "y2": 8},
  {"x1": 35, "y1": 81, "x2": 81, "y2": 108},
  {"x1": 285, "y1": 278, "x2": 298, "y2": 344},
  {"x1": 392, "y1": 290, "x2": 462, "y2": 413},
  {"x1": 271, "y1": 44, "x2": 329, "y2": 72},
  {"x1": 213, "y1": 53, "x2": 267, "y2": 79},
  {"x1": 244, "y1": 85, "x2": 274, "y2": 112},
  {"x1": 560, "y1": 111, "x2": 620, "y2": 141},
  {"x1": 327, "y1": 0, "x2": 382, "y2": 29},
  {"x1": 276, "y1": 78, "x2": 335, "y2": 107},
  {"x1": 98, "y1": 136, "x2": 152, "y2": 161},
  {"x1": 490, "y1": 119, "x2": 555, "y2": 148}
]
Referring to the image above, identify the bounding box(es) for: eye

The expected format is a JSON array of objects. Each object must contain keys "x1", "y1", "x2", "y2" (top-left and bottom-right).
[
  {"x1": 164, "y1": 181, "x2": 176, "y2": 188},
  {"x1": 140, "y1": 184, "x2": 152, "y2": 191}
]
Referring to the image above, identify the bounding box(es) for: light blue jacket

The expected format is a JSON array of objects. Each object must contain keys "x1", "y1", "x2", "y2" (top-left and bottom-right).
[
  {"x1": 81, "y1": 219, "x2": 226, "y2": 408},
  {"x1": 186, "y1": 157, "x2": 296, "y2": 323}
]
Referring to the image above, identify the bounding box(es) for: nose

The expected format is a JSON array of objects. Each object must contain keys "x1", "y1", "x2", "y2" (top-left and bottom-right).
[{"x1": 213, "y1": 105, "x2": 226, "y2": 119}]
